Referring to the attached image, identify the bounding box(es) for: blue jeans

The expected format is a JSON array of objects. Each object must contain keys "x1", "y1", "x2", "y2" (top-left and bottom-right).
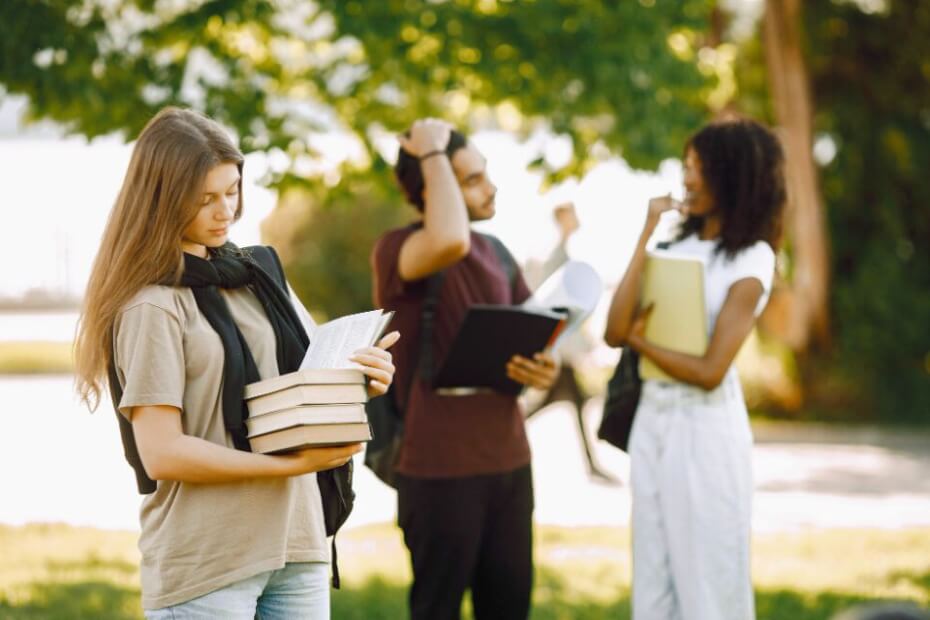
[{"x1": 144, "y1": 562, "x2": 330, "y2": 619}]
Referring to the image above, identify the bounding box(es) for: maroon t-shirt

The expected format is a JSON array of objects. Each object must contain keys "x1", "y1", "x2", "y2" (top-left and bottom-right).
[{"x1": 371, "y1": 223, "x2": 533, "y2": 478}]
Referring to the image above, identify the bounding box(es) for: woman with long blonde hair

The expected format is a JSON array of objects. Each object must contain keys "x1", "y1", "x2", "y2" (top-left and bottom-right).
[{"x1": 75, "y1": 106, "x2": 398, "y2": 618}]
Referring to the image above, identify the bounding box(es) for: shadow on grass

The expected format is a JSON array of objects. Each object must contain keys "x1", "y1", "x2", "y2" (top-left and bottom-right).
[{"x1": 333, "y1": 568, "x2": 924, "y2": 620}]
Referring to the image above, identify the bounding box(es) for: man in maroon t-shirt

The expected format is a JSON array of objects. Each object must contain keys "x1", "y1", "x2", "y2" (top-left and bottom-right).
[{"x1": 371, "y1": 119, "x2": 558, "y2": 620}]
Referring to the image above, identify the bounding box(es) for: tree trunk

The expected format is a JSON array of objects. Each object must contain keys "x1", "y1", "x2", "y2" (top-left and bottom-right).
[{"x1": 760, "y1": 0, "x2": 831, "y2": 351}]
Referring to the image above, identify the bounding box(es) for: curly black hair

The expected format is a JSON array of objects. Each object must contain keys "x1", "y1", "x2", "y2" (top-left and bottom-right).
[
  {"x1": 394, "y1": 129, "x2": 468, "y2": 211},
  {"x1": 677, "y1": 118, "x2": 786, "y2": 257}
]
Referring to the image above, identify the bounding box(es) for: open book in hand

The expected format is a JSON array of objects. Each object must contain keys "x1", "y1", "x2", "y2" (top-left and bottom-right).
[
  {"x1": 299, "y1": 309, "x2": 395, "y2": 370},
  {"x1": 432, "y1": 305, "x2": 567, "y2": 396},
  {"x1": 243, "y1": 308, "x2": 393, "y2": 453},
  {"x1": 523, "y1": 260, "x2": 602, "y2": 352}
]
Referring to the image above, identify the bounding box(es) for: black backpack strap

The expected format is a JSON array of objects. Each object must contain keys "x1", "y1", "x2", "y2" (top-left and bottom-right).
[
  {"x1": 479, "y1": 233, "x2": 519, "y2": 301},
  {"x1": 404, "y1": 271, "x2": 445, "y2": 395}
]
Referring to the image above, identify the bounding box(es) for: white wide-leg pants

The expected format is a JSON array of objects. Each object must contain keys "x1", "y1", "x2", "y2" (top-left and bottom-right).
[{"x1": 630, "y1": 372, "x2": 755, "y2": 620}]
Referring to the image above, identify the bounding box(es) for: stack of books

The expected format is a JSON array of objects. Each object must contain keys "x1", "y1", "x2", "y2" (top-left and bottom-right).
[
  {"x1": 244, "y1": 368, "x2": 372, "y2": 454},
  {"x1": 242, "y1": 307, "x2": 395, "y2": 454}
]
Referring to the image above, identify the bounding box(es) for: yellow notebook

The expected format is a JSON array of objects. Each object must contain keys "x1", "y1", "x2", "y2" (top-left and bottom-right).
[{"x1": 639, "y1": 251, "x2": 708, "y2": 382}]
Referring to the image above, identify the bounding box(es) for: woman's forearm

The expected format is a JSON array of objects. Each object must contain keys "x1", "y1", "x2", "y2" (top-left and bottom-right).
[
  {"x1": 132, "y1": 405, "x2": 356, "y2": 484},
  {"x1": 628, "y1": 334, "x2": 720, "y2": 390},
  {"x1": 145, "y1": 433, "x2": 297, "y2": 484},
  {"x1": 627, "y1": 280, "x2": 762, "y2": 391},
  {"x1": 604, "y1": 232, "x2": 651, "y2": 347}
]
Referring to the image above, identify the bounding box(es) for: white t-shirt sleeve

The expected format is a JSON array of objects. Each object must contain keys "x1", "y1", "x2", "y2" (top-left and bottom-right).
[{"x1": 728, "y1": 242, "x2": 776, "y2": 316}]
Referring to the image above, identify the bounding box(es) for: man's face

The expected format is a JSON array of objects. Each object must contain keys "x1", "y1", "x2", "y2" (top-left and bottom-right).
[{"x1": 450, "y1": 143, "x2": 497, "y2": 221}]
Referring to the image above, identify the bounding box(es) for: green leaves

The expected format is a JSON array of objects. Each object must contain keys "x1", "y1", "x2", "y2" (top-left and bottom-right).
[{"x1": 2, "y1": 0, "x2": 720, "y2": 176}]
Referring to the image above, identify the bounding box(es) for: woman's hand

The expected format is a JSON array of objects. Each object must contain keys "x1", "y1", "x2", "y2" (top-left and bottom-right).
[
  {"x1": 507, "y1": 351, "x2": 560, "y2": 390},
  {"x1": 627, "y1": 304, "x2": 655, "y2": 351},
  {"x1": 279, "y1": 443, "x2": 364, "y2": 475},
  {"x1": 398, "y1": 118, "x2": 452, "y2": 158},
  {"x1": 643, "y1": 195, "x2": 686, "y2": 237},
  {"x1": 351, "y1": 331, "x2": 401, "y2": 398}
]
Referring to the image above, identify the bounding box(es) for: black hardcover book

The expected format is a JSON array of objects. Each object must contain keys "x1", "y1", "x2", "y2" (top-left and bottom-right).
[{"x1": 432, "y1": 304, "x2": 567, "y2": 396}]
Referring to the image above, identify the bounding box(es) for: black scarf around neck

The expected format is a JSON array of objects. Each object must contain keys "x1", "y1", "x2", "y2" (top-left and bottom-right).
[{"x1": 181, "y1": 243, "x2": 310, "y2": 450}]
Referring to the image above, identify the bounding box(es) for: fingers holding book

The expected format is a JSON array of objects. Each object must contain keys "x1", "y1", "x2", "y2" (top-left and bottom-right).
[
  {"x1": 351, "y1": 330, "x2": 400, "y2": 398},
  {"x1": 374, "y1": 330, "x2": 401, "y2": 351},
  {"x1": 279, "y1": 442, "x2": 364, "y2": 475},
  {"x1": 507, "y1": 351, "x2": 560, "y2": 390}
]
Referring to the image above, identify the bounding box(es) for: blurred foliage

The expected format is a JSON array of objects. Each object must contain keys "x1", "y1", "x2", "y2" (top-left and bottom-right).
[
  {"x1": 313, "y1": 0, "x2": 721, "y2": 175},
  {"x1": 0, "y1": 0, "x2": 725, "y2": 320},
  {"x1": 799, "y1": 0, "x2": 930, "y2": 421},
  {"x1": 2, "y1": 0, "x2": 928, "y2": 418},
  {"x1": 0, "y1": 0, "x2": 721, "y2": 179},
  {"x1": 277, "y1": 159, "x2": 411, "y2": 321}
]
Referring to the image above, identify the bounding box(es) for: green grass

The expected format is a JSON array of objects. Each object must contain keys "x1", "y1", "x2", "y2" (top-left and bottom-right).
[
  {"x1": 0, "y1": 341, "x2": 73, "y2": 374},
  {"x1": 1, "y1": 523, "x2": 927, "y2": 619}
]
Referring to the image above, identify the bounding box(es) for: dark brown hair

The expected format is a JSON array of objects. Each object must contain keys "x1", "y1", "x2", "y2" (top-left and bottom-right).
[
  {"x1": 677, "y1": 118, "x2": 786, "y2": 256},
  {"x1": 394, "y1": 130, "x2": 468, "y2": 211}
]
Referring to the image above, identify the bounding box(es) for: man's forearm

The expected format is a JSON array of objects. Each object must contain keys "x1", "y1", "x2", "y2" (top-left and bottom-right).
[{"x1": 422, "y1": 155, "x2": 469, "y2": 247}]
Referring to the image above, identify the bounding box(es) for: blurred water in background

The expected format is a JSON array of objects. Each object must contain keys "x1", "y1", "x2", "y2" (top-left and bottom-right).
[
  {"x1": 2, "y1": 359, "x2": 930, "y2": 534},
  {"x1": 0, "y1": 311, "x2": 79, "y2": 341}
]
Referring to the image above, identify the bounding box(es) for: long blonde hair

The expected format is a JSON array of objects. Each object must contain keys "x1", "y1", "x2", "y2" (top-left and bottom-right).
[{"x1": 75, "y1": 107, "x2": 244, "y2": 410}]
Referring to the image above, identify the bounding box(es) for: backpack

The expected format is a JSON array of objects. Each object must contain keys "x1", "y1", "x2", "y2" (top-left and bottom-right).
[{"x1": 363, "y1": 232, "x2": 518, "y2": 486}]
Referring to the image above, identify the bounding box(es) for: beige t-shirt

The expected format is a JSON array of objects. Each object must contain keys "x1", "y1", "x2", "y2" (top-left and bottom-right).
[{"x1": 113, "y1": 284, "x2": 328, "y2": 610}]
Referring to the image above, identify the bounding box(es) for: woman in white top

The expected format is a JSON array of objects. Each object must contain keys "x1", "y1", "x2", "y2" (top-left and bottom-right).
[
  {"x1": 74, "y1": 107, "x2": 398, "y2": 619},
  {"x1": 604, "y1": 118, "x2": 786, "y2": 620}
]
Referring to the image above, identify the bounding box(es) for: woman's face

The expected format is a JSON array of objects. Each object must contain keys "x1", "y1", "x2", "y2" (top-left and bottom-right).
[
  {"x1": 683, "y1": 148, "x2": 715, "y2": 217},
  {"x1": 181, "y1": 162, "x2": 240, "y2": 257}
]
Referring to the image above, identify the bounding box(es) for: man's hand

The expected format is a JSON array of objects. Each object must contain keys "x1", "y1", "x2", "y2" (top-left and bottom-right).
[
  {"x1": 507, "y1": 351, "x2": 559, "y2": 390},
  {"x1": 398, "y1": 118, "x2": 452, "y2": 158},
  {"x1": 554, "y1": 202, "x2": 580, "y2": 241}
]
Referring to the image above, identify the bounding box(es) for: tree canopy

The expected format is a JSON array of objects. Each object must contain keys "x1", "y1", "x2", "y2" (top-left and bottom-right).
[{"x1": 2, "y1": 0, "x2": 927, "y2": 420}]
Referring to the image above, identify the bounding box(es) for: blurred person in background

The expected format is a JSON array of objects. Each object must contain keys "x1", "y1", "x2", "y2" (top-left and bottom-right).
[{"x1": 523, "y1": 201, "x2": 617, "y2": 483}]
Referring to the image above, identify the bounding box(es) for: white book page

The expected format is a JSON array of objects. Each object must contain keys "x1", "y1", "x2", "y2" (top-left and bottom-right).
[
  {"x1": 299, "y1": 310, "x2": 383, "y2": 370},
  {"x1": 523, "y1": 260, "x2": 602, "y2": 349}
]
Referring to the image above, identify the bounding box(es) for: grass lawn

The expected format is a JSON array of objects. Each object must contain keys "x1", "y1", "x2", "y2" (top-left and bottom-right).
[{"x1": 1, "y1": 523, "x2": 927, "y2": 619}]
